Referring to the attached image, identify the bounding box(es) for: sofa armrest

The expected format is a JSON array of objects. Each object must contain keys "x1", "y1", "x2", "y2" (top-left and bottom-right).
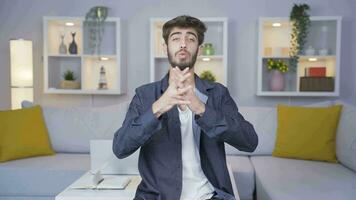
[{"x1": 227, "y1": 163, "x2": 240, "y2": 200}]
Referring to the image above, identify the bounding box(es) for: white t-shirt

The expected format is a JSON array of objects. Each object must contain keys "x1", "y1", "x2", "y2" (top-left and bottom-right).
[{"x1": 178, "y1": 106, "x2": 215, "y2": 200}]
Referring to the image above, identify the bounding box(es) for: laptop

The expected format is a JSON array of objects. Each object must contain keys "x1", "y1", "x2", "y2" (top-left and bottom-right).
[{"x1": 90, "y1": 140, "x2": 140, "y2": 175}]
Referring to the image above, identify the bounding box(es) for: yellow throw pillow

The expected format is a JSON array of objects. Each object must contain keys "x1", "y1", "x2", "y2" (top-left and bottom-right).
[
  {"x1": 0, "y1": 106, "x2": 55, "y2": 162},
  {"x1": 272, "y1": 104, "x2": 342, "y2": 163}
]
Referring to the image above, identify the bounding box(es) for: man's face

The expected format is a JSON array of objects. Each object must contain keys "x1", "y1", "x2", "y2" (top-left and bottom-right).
[{"x1": 166, "y1": 27, "x2": 201, "y2": 70}]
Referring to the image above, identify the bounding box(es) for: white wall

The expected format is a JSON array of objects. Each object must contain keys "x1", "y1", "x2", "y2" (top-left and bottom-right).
[{"x1": 0, "y1": 0, "x2": 355, "y2": 110}]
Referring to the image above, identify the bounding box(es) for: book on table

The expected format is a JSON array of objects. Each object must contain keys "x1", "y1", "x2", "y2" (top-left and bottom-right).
[{"x1": 70, "y1": 171, "x2": 131, "y2": 190}]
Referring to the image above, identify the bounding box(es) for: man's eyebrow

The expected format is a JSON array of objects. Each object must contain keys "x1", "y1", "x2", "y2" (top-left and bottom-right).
[
  {"x1": 169, "y1": 31, "x2": 198, "y2": 39},
  {"x1": 186, "y1": 31, "x2": 197, "y2": 38},
  {"x1": 169, "y1": 32, "x2": 182, "y2": 38}
]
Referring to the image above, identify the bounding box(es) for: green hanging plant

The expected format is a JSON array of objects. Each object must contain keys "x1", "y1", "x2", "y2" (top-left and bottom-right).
[
  {"x1": 84, "y1": 6, "x2": 109, "y2": 56},
  {"x1": 289, "y1": 3, "x2": 311, "y2": 70}
]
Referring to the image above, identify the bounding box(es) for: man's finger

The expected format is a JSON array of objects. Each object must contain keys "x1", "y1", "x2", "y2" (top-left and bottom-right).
[
  {"x1": 173, "y1": 95, "x2": 185, "y2": 101},
  {"x1": 174, "y1": 99, "x2": 191, "y2": 105},
  {"x1": 182, "y1": 67, "x2": 189, "y2": 74},
  {"x1": 182, "y1": 73, "x2": 191, "y2": 82},
  {"x1": 176, "y1": 73, "x2": 190, "y2": 84},
  {"x1": 177, "y1": 85, "x2": 191, "y2": 95}
]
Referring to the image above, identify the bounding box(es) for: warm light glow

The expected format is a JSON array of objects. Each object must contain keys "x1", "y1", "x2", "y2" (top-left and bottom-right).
[
  {"x1": 272, "y1": 23, "x2": 282, "y2": 27},
  {"x1": 202, "y1": 57, "x2": 211, "y2": 62},
  {"x1": 308, "y1": 58, "x2": 318, "y2": 62},
  {"x1": 100, "y1": 57, "x2": 109, "y2": 61},
  {"x1": 65, "y1": 22, "x2": 75, "y2": 26},
  {"x1": 10, "y1": 39, "x2": 33, "y2": 109},
  {"x1": 10, "y1": 40, "x2": 33, "y2": 87}
]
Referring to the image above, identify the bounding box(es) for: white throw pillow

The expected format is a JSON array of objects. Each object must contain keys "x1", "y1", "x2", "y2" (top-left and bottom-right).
[
  {"x1": 334, "y1": 100, "x2": 356, "y2": 172},
  {"x1": 22, "y1": 101, "x2": 130, "y2": 153}
]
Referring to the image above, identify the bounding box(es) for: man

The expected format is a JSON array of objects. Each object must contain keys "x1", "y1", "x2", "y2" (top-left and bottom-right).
[{"x1": 113, "y1": 15, "x2": 258, "y2": 200}]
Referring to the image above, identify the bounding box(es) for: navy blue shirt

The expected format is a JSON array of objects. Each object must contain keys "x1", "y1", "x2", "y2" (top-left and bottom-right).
[{"x1": 113, "y1": 74, "x2": 258, "y2": 200}]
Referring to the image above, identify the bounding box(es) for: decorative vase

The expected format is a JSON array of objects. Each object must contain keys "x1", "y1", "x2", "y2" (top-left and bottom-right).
[
  {"x1": 98, "y1": 66, "x2": 108, "y2": 89},
  {"x1": 68, "y1": 32, "x2": 78, "y2": 54},
  {"x1": 318, "y1": 25, "x2": 329, "y2": 55},
  {"x1": 269, "y1": 70, "x2": 285, "y2": 91},
  {"x1": 59, "y1": 34, "x2": 67, "y2": 54},
  {"x1": 305, "y1": 45, "x2": 315, "y2": 55},
  {"x1": 203, "y1": 43, "x2": 215, "y2": 55}
]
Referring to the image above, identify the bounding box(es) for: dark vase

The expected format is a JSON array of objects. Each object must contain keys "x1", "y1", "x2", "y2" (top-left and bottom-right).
[{"x1": 68, "y1": 32, "x2": 78, "y2": 54}]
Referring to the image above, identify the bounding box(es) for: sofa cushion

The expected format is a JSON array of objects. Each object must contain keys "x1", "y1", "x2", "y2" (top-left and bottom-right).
[
  {"x1": 22, "y1": 101, "x2": 130, "y2": 153},
  {"x1": 251, "y1": 156, "x2": 356, "y2": 200},
  {"x1": 0, "y1": 153, "x2": 90, "y2": 196},
  {"x1": 226, "y1": 156, "x2": 254, "y2": 200},
  {"x1": 0, "y1": 106, "x2": 54, "y2": 162},
  {"x1": 226, "y1": 106, "x2": 277, "y2": 156},
  {"x1": 225, "y1": 101, "x2": 335, "y2": 156},
  {"x1": 334, "y1": 101, "x2": 356, "y2": 172},
  {"x1": 272, "y1": 104, "x2": 342, "y2": 163}
]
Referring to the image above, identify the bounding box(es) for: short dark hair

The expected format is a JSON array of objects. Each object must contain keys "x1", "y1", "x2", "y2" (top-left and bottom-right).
[{"x1": 162, "y1": 15, "x2": 207, "y2": 46}]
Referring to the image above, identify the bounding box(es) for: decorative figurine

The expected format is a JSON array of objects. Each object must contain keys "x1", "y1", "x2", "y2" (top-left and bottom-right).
[{"x1": 98, "y1": 66, "x2": 108, "y2": 89}]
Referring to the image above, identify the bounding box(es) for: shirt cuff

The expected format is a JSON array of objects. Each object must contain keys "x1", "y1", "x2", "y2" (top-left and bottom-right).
[
  {"x1": 195, "y1": 105, "x2": 228, "y2": 138},
  {"x1": 140, "y1": 107, "x2": 162, "y2": 130}
]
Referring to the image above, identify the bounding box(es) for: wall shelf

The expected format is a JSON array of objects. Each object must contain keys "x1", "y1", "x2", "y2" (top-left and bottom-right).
[
  {"x1": 43, "y1": 16, "x2": 125, "y2": 95},
  {"x1": 257, "y1": 16, "x2": 342, "y2": 96}
]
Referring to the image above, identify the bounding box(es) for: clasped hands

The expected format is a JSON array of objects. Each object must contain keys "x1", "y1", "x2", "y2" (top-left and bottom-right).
[{"x1": 152, "y1": 67, "x2": 205, "y2": 118}]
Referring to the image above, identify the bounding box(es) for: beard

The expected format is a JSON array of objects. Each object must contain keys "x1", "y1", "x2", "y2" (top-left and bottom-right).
[{"x1": 167, "y1": 48, "x2": 198, "y2": 71}]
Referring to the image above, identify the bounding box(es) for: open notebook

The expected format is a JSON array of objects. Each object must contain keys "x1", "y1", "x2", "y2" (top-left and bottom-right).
[{"x1": 70, "y1": 171, "x2": 131, "y2": 190}]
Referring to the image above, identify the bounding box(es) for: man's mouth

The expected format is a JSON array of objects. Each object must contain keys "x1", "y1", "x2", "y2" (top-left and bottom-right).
[{"x1": 177, "y1": 51, "x2": 189, "y2": 59}]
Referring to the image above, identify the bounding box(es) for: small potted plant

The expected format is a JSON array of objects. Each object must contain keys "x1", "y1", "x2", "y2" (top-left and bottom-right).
[
  {"x1": 200, "y1": 70, "x2": 216, "y2": 82},
  {"x1": 267, "y1": 59, "x2": 289, "y2": 91},
  {"x1": 60, "y1": 70, "x2": 80, "y2": 89}
]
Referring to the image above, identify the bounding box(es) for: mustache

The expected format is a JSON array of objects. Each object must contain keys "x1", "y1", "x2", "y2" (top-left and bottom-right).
[{"x1": 175, "y1": 50, "x2": 190, "y2": 56}]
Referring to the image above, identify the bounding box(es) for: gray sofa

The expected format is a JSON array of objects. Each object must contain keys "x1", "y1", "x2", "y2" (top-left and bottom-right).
[
  {"x1": 1, "y1": 100, "x2": 355, "y2": 200},
  {"x1": 0, "y1": 154, "x2": 89, "y2": 200},
  {"x1": 0, "y1": 101, "x2": 129, "y2": 200},
  {"x1": 226, "y1": 100, "x2": 356, "y2": 200}
]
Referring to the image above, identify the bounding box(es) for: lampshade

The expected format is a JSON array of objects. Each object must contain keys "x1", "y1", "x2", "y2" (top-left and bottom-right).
[{"x1": 10, "y1": 39, "x2": 33, "y2": 109}]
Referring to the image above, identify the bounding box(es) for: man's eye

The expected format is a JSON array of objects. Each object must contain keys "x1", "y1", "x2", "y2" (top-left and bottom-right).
[
  {"x1": 187, "y1": 36, "x2": 196, "y2": 42},
  {"x1": 172, "y1": 37, "x2": 179, "y2": 41}
]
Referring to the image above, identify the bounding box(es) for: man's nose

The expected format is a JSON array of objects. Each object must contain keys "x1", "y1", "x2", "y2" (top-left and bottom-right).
[{"x1": 180, "y1": 39, "x2": 187, "y2": 49}]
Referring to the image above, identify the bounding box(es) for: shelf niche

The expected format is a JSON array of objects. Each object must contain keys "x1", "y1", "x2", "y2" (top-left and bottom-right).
[
  {"x1": 257, "y1": 16, "x2": 341, "y2": 96},
  {"x1": 43, "y1": 17, "x2": 125, "y2": 95}
]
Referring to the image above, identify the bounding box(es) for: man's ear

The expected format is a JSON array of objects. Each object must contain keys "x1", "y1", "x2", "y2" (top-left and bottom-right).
[
  {"x1": 198, "y1": 45, "x2": 203, "y2": 56},
  {"x1": 162, "y1": 43, "x2": 167, "y2": 55}
]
